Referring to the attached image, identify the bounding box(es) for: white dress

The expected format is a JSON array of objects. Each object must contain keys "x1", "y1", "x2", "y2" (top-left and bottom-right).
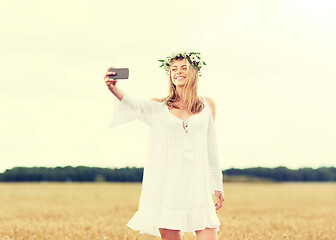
[{"x1": 107, "y1": 90, "x2": 224, "y2": 238}]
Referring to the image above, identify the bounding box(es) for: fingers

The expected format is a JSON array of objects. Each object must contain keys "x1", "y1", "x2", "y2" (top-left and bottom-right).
[
  {"x1": 105, "y1": 79, "x2": 117, "y2": 86},
  {"x1": 104, "y1": 74, "x2": 117, "y2": 84},
  {"x1": 104, "y1": 66, "x2": 117, "y2": 80},
  {"x1": 104, "y1": 71, "x2": 116, "y2": 80},
  {"x1": 215, "y1": 200, "x2": 222, "y2": 210},
  {"x1": 215, "y1": 193, "x2": 225, "y2": 210},
  {"x1": 215, "y1": 201, "x2": 223, "y2": 210},
  {"x1": 104, "y1": 66, "x2": 118, "y2": 91}
]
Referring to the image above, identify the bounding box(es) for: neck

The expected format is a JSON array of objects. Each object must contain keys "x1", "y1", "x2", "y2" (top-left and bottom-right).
[{"x1": 175, "y1": 86, "x2": 185, "y2": 102}]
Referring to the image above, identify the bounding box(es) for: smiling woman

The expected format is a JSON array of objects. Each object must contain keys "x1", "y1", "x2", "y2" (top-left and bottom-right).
[
  {"x1": 163, "y1": 53, "x2": 206, "y2": 118},
  {"x1": 104, "y1": 51, "x2": 224, "y2": 240}
]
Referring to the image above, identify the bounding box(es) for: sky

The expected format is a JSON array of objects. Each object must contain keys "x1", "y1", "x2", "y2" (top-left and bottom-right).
[{"x1": 0, "y1": 0, "x2": 335, "y2": 173}]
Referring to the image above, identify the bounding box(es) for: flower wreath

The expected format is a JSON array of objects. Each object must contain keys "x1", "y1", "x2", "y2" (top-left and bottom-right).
[{"x1": 158, "y1": 51, "x2": 207, "y2": 77}]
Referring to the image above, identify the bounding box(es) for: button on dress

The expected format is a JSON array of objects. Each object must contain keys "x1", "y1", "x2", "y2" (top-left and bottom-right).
[{"x1": 107, "y1": 90, "x2": 224, "y2": 238}]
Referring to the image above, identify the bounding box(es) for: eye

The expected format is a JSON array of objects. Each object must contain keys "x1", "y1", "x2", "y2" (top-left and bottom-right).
[{"x1": 172, "y1": 69, "x2": 177, "y2": 71}]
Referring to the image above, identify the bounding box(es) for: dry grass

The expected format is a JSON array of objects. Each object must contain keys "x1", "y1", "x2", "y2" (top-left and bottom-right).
[{"x1": 0, "y1": 182, "x2": 335, "y2": 240}]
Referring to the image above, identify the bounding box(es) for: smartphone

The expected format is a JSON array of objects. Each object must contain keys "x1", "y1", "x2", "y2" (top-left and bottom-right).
[{"x1": 107, "y1": 68, "x2": 129, "y2": 79}]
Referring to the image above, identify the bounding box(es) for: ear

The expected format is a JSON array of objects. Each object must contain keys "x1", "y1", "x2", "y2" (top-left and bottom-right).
[{"x1": 205, "y1": 97, "x2": 216, "y2": 121}]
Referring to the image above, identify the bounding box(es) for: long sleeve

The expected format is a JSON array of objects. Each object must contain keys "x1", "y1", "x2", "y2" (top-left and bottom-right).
[
  {"x1": 207, "y1": 112, "x2": 224, "y2": 195},
  {"x1": 107, "y1": 90, "x2": 159, "y2": 128}
]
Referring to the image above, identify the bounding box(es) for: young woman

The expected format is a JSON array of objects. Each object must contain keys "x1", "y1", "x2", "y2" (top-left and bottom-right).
[{"x1": 104, "y1": 52, "x2": 225, "y2": 240}]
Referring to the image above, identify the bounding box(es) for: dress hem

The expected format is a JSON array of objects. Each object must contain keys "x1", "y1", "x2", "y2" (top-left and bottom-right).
[
  {"x1": 127, "y1": 221, "x2": 220, "y2": 237},
  {"x1": 126, "y1": 206, "x2": 221, "y2": 237}
]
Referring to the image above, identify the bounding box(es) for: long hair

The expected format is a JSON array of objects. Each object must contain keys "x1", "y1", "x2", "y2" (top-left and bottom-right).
[{"x1": 163, "y1": 57, "x2": 204, "y2": 114}]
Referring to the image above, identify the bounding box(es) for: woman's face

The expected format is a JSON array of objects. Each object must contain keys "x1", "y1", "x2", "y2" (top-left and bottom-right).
[{"x1": 170, "y1": 58, "x2": 188, "y2": 87}]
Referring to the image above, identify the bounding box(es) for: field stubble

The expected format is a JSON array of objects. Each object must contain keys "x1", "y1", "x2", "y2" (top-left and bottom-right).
[{"x1": 0, "y1": 182, "x2": 335, "y2": 240}]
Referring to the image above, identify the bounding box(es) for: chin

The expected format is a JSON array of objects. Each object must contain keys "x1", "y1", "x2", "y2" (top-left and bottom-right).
[{"x1": 174, "y1": 80, "x2": 186, "y2": 86}]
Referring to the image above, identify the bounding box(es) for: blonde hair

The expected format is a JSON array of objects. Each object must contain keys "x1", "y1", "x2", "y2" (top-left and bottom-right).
[{"x1": 163, "y1": 58, "x2": 204, "y2": 114}]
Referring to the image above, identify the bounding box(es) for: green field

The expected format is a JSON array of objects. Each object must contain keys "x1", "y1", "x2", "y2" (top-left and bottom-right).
[{"x1": 0, "y1": 182, "x2": 335, "y2": 240}]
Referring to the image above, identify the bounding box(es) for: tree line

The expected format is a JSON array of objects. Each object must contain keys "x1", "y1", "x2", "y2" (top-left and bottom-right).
[{"x1": 0, "y1": 166, "x2": 335, "y2": 182}]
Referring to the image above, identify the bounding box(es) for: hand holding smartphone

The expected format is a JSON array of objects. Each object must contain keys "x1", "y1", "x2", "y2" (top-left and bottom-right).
[
  {"x1": 104, "y1": 66, "x2": 129, "y2": 93},
  {"x1": 107, "y1": 68, "x2": 129, "y2": 79}
]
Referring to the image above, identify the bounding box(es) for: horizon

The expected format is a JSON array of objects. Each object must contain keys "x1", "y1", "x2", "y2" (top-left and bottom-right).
[{"x1": 1, "y1": 164, "x2": 335, "y2": 175}]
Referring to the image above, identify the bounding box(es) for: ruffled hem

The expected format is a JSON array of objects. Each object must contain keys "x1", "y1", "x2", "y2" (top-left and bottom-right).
[{"x1": 126, "y1": 207, "x2": 220, "y2": 237}]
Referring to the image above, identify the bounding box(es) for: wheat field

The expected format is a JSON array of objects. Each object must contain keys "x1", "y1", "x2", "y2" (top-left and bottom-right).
[{"x1": 0, "y1": 182, "x2": 335, "y2": 240}]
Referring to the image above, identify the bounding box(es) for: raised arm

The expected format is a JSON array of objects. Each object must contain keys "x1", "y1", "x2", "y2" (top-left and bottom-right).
[
  {"x1": 107, "y1": 87, "x2": 160, "y2": 128},
  {"x1": 104, "y1": 67, "x2": 162, "y2": 128}
]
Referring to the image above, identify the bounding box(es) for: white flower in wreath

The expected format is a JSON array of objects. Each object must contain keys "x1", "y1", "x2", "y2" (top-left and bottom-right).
[{"x1": 190, "y1": 54, "x2": 198, "y2": 62}]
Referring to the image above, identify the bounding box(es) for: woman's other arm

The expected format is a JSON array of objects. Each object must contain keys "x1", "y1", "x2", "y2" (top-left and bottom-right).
[{"x1": 206, "y1": 97, "x2": 225, "y2": 210}]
